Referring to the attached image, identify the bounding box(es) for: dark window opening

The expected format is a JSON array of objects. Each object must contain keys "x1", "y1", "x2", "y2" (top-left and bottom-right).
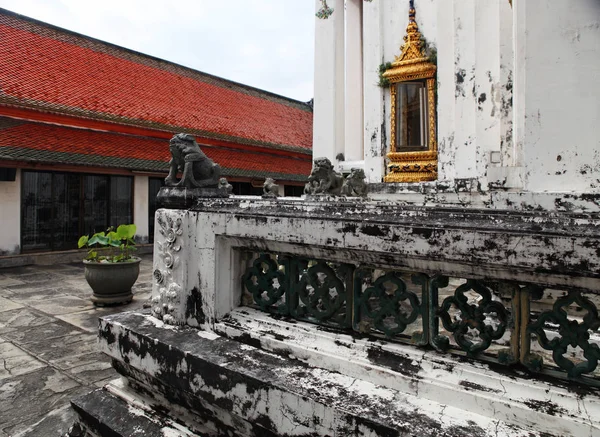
[
  {"x1": 21, "y1": 171, "x2": 133, "y2": 252},
  {"x1": 395, "y1": 81, "x2": 428, "y2": 152},
  {"x1": 230, "y1": 182, "x2": 263, "y2": 196},
  {"x1": 284, "y1": 185, "x2": 304, "y2": 197}
]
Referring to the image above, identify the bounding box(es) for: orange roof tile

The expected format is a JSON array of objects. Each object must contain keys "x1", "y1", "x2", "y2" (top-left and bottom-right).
[{"x1": 0, "y1": 9, "x2": 313, "y2": 153}]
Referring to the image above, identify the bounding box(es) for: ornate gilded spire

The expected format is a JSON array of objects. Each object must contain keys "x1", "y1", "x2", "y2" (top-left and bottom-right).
[
  {"x1": 382, "y1": 0, "x2": 436, "y2": 82},
  {"x1": 394, "y1": 0, "x2": 428, "y2": 66}
]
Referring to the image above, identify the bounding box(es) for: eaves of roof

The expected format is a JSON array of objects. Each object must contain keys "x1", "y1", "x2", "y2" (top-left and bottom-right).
[{"x1": 0, "y1": 146, "x2": 309, "y2": 183}]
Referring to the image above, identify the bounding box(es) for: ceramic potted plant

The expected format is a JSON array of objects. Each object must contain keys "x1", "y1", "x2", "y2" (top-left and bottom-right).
[{"x1": 78, "y1": 224, "x2": 141, "y2": 306}]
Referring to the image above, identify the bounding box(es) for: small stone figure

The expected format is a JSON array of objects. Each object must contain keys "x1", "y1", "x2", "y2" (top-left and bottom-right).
[
  {"x1": 304, "y1": 157, "x2": 344, "y2": 195},
  {"x1": 262, "y1": 178, "x2": 279, "y2": 199},
  {"x1": 165, "y1": 133, "x2": 221, "y2": 188},
  {"x1": 218, "y1": 177, "x2": 233, "y2": 194},
  {"x1": 341, "y1": 168, "x2": 368, "y2": 197}
]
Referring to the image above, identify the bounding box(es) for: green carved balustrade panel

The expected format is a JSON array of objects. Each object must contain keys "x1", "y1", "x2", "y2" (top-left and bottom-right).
[
  {"x1": 354, "y1": 270, "x2": 426, "y2": 343},
  {"x1": 241, "y1": 251, "x2": 600, "y2": 385},
  {"x1": 292, "y1": 260, "x2": 353, "y2": 328},
  {"x1": 434, "y1": 279, "x2": 511, "y2": 356},
  {"x1": 243, "y1": 253, "x2": 288, "y2": 314},
  {"x1": 526, "y1": 288, "x2": 600, "y2": 379}
]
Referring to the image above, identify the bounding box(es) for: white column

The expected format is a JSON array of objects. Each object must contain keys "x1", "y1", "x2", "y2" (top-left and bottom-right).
[
  {"x1": 312, "y1": 0, "x2": 345, "y2": 162},
  {"x1": 435, "y1": 0, "x2": 457, "y2": 182},
  {"x1": 133, "y1": 175, "x2": 149, "y2": 243},
  {"x1": 484, "y1": 0, "x2": 522, "y2": 189},
  {"x1": 0, "y1": 169, "x2": 21, "y2": 255},
  {"x1": 498, "y1": 0, "x2": 514, "y2": 167},
  {"x1": 452, "y1": 0, "x2": 478, "y2": 181},
  {"x1": 343, "y1": 0, "x2": 364, "y2": 164},
  {"x1": 362, "y1": 0, "x2": 385, "y2": 182}
]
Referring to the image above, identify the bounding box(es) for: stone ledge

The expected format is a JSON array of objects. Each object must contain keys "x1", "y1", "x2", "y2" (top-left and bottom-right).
[
  {"x1": 96, "y1": 310, "x2": 553, "y2": 436},
  {"x1": 182, "y1": 198, "x2": 600, "y2": 282},
  {"x1": 215, "y1": 308, "x2": 600, "y2": 437}
]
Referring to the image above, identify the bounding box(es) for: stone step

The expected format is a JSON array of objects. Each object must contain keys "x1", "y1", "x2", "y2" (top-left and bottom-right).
[
  {"x1": 80, "y1": 310, "x2": 554, "y2": 437},
  {"x1": 69, "y1": 388, "x2": 208, "y2": 437}
]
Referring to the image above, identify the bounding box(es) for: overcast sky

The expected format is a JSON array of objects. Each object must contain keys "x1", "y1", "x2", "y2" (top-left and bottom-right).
[{"x1": 0, "y1": 0, "x2": 316, "y2": 102}]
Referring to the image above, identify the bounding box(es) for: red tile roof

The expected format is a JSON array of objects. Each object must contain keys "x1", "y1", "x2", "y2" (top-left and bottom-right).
[
  {"x1": 0, "y1": 118, "x2": 312, "y2": 182},
  {"x1": 0, "y1": 9, "x2": 313, "y2": 153}
]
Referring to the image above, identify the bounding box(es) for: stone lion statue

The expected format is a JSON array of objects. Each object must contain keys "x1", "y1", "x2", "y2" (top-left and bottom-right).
[
  {"x1": 165, "y1": 133, "x2": 221, "y2": 188},
  {"x1": 304, "y1": 157, "x2": 343, "y2": 195},
  {"x1": 262, "y1": 178, "x2": 279, "y2": 198},
  {"x1": 341, "y1": 168, "x2": 367, "y2": 197}
]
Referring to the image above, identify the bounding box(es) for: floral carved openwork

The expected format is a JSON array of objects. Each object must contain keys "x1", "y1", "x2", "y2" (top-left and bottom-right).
[
  {"x1": 383, "y1": 1, "x2": 438, "y2": 183},
  {"x1": 151, "y1": 214, "x2": 183, "y2": 324}
]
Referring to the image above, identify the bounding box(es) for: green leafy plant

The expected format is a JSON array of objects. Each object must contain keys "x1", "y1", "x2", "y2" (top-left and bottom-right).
[
  {"x1": 78, "y1": 224, "x2": 137, "y2": 263},
  {"x1": 378, "y1": 62, "x2": 393, "y2": 87}
]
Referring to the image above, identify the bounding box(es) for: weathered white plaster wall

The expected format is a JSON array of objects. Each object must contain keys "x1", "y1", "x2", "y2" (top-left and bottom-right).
[
  {"x1": 317, "y1": 0, "x2": 597, "y2": 197},
  {"x1": 133, "y1": 175, "x2": 149, "y2": 243},
  {"x1": 0, "y1": 169, "x2": 21, "y2": 255},
  {"x1": 362, "y1": 0, "x2": 385, "y2": 182},
  {"x1": 515, "y1": 0, "x2": 600, "y2": 193},
  {"x1": 361, "y1": 0, "x2": 515, "y2": 187}
]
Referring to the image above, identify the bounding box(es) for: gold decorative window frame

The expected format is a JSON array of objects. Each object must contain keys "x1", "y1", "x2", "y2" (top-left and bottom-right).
[{"x1": 383, "y1": 4, "x2": 437, "y2": 183}]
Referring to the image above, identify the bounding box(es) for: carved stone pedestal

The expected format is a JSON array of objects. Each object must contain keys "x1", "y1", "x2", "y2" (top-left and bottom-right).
[{"x1": 156, "y1": 186, "x2": 230, "y2": 209}]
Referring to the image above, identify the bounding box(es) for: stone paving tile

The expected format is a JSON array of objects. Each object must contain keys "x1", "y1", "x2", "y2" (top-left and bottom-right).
[
  {"x1": 27, "y1": 295, "x2": 93, "y2": 316},
  {"x1": 18, "y1": 332, "x2": 98, "y2": 365},
  {"x1": 0, "y1": 366, "x2": 86, "y2": 432},
  {"x1": 0, "y1": 308, "x2": 54, "y2": 335},
  {"x1": 0, "y1": 275, "x2": 25, "y2": 289},
  {"x1": 0, "y1": 343, "x2": 47, "y2": 381},
  {"x1": 0, "y1": 266, "x2": 38, "y2": 276},
  {"x1": 4, "y1": 287, "x2": 70, "y2": 304},
  {"x1": 54, "y1": 283, "x2": 94, "y2": 300},
  {"x1": 56, "y1": 294, "x2": 151, "y2": 333},
  {"x1": 93, "y1": 375, "x2": 120, "y2": 388},
  {"x1": 3, "y1": 319, "x2": 85, "y2": 345},
  {"x1": 57, "y1": 307, "x2": 127, "y2": 334},
  {"x1": 8, "y1": 404, "x2": 75, "y2": 437},
  {"x1": 0, "y1": 254, "x2": 153, "y2": 434},
  {"x1": 8, "y1": 271, "x2": 63, "y2": 284},
  {"x1": 0, "y1": 296, "x2": 23, "y2": 313},
  {"x1": 64, "y1": 355, "x2": 117, "y2": 384}
]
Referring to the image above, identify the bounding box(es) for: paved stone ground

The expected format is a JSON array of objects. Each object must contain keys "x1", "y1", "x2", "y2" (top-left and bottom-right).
[{"x1": 0, "y1": 254, "x2": 153, "y2": 437}]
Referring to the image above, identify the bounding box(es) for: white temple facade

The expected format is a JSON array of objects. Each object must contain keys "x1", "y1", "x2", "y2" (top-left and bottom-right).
[{"x1": 314, "y1": 0, "x2": 600, "y2": 197}]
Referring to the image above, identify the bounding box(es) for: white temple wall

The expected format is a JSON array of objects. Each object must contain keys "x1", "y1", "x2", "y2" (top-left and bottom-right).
[
  {"x1": 133, "y1": 175, "x2": 149, "y2": 243},
  {"x1": 363, "y1": 0, "x2": 515, "y2": 187},
  {"x1": 0, "y1": 169, "x2": 20, "y2": 255},
  {"x1": 515, "y1": 0, "x2": 600, "y2": 193},
  {"x1": 362, "y1": 0, "x2": 385, "y2": 181},
  {"x1": 315, "y1": 0, "x2": 598, "y2": 196}
]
